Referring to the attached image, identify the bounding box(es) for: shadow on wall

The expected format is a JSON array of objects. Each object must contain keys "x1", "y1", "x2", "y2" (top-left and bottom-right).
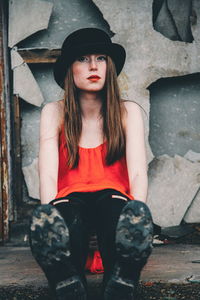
[
  {"x1": 148, "y1": 73, "x2": 200, "y2": 157},
  {"x1": 152, "y1": 0, "x2": 195, "y2": 43}
]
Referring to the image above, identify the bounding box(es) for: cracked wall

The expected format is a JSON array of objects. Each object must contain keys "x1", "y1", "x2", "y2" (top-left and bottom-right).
[{"x1": 9, "y1": 0, "x2": 200, "y2": 226}]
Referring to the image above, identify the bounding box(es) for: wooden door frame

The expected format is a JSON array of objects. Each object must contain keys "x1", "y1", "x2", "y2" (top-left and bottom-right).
[{"x1": 0, "y1": 0, "x2": 11, "y2": 243}]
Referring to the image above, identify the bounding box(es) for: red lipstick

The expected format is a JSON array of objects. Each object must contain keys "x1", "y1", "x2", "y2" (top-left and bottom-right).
[{"x1": 87, "y1": 75, "x2": 101, "y2": 81}]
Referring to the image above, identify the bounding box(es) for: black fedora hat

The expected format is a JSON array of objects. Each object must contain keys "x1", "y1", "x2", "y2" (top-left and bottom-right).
[{"x1": 53, "y1": 28, "x2": 126, "y2": 88}]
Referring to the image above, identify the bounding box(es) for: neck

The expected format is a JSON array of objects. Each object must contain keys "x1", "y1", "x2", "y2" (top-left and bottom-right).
[{"x1": 79, "y1": 91, "x2": 103, "y2": 119}]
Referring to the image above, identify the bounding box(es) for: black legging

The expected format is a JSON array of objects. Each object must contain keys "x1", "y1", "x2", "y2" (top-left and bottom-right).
[{"x1": 50, "y1": 189, "x2": 132, "y2": 286}]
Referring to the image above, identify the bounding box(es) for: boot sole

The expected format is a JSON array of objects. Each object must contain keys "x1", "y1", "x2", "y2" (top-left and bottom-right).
[
  {"x1": 104, "y1": 201, "x2": 153, "y2": 300},
  {"x1": 55, "y1": 275, "x2": 87, "y2": 300},
  {"x1": 104, "y1": 277, "x2": 135, "y2": 300},
  {"x1": 30, "y1": 204, "x2": 70, "y2": 267},
  {"x1": 116, "y1": 200, "x2": 153, "y2": 261}
]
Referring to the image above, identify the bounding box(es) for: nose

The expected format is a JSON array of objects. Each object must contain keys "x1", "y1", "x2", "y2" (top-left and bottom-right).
[{"x1": 89, "y1": 57, "x2": 98, "y2": 70}]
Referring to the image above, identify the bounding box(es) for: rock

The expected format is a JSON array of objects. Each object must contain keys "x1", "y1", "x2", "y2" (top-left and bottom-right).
[
  {"x1": 147, "y1": 155, "x2": 200, "y2": 227},
  {"x1": 22, "y1": 158, "x2": 40, "y2": 200}
]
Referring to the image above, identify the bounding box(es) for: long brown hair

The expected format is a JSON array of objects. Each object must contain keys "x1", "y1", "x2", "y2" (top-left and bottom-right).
[{"x1": 63, "y1": 56, "x2": 126, "y2": 169}]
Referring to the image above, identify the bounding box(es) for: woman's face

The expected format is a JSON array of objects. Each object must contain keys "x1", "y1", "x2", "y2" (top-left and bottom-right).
[{"x1": 72, "y1": 54, "x2": 107, "y2": 92}]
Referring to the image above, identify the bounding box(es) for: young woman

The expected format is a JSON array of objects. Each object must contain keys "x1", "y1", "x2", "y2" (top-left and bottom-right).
[{"x1": 30, "y1": 28, "x2": 153, "y2": 300}]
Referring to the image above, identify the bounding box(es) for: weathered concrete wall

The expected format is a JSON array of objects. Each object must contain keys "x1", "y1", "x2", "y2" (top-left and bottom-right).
[
  {"x1": 90, "y1": 0, "x2": 200, "y2": 226},
  {"x1": 9, "y1": 0, "x2": 200, "y2": 226}
]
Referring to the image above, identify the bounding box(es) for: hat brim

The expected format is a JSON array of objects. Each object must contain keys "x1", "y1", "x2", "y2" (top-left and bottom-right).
[{"x1": 53, "y1": 42, "x2": 126, "y2": 89}]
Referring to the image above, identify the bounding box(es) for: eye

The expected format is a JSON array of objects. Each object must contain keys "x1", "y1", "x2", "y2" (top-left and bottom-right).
[
  {"x1": 77, "y1": 56, "x2": 88, "y2": 62},
  {"x1": 97, "y1": 55, "x2": 107, "y2": 61}
]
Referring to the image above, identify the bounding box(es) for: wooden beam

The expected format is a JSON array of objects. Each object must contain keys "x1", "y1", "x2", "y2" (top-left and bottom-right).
[
  {"x1": 12, "y1": 95, "x2": 22, "y2": 207},
  {"x1": 0, "y1": 0, "x2": 10, "y2": 243},
  {"x1": 18, "y1": 48, "x2": 61, "y2": 64}
]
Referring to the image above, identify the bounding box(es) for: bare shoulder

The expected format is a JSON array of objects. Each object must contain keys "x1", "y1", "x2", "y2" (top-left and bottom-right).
[
  {"x1": 122, "y1": 100, "x2": 144, "y2": 127},
  {"x1": 41, "y1": 100, "x2": 64, "y2": 130},
  {"x1": 122, "y1": 100, "x2": 145, "y2": 137},
  {"x1": 41, "y1": 100, "x2": 63, "y2": 117},
  {"x1": 123, "y1": 100, "x2": 142, "y2": 115},
  {"x1": 40, "y1": 100, "x2": 64, "y2": 139}
]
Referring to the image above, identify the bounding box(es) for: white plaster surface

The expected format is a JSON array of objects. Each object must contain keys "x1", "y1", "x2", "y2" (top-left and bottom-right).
[
  {"x1": 184, "y1": 148, "x2": 200, "y2": 223},
  {"x1": 22, "y1": 158, "x2": 40, "y2": 200},
  {"x1": 184, "y1": 189, "x2": 200, "y2": 223},
  {"x1": 9, "y1": 0, "x2": 53, "y2": 48},
  {"x1": 184, "y1": 150, "x2": 200, "y2": 163},
  {"x1": 11, "y1": 49, "x2": 44, "y2": 106},
  {"x1": 147, "y1": 155, "x2": 200, "y2": 227},
  {"x1": 11, "y1": 47, "x2": 24, "y2": 68}
]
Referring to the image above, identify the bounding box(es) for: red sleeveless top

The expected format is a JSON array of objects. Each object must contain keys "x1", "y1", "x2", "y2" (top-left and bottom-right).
[{"x1": 55, "y1": 126, "x2": 133, "y2": 199}]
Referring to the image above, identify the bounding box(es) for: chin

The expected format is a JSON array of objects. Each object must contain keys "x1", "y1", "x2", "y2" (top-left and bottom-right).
[{"x1": 82, "y1": 86, "x2": 104, "y2": 92}]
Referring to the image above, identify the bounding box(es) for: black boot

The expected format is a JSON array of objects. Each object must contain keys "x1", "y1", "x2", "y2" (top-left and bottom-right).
[
  {"x1": 104, "y1": 200, "x2": 153, "y2": 300},
  {"x1": 29, "y1": 204, "x2": 87, "y2": 300}
]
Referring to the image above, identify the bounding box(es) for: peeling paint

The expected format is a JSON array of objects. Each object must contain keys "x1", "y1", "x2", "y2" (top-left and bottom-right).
[
  {"x1": 11, "y1": 48, "x2": 44, "y2": 107},
  {"x1": 11, "y1": 47, "x2": 24, "y2": 69},
  {"x1": 9, "y1": 0, "x2": 53, "y2": 47}
]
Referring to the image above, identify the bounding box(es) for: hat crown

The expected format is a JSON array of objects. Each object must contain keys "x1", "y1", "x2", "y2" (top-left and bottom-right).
[
  {"x1": 62, "y1": 28, "x2": 111, "y2": 52},
  {"x1": 54, "y1": 28, "x2": 126, "y2": 88}
]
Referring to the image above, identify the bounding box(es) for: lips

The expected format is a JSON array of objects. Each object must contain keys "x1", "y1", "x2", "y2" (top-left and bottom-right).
[{"x1": 87, "y1": 75, "x2": 101, "y2": 80}]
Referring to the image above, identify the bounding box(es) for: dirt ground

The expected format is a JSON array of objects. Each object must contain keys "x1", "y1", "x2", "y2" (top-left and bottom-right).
[
  {"x1": 137, "y1": 283, "x2": 200, "y2": 299},
  {"x1": 0, "y1": 283, "x2": 199, "y2": 300}
]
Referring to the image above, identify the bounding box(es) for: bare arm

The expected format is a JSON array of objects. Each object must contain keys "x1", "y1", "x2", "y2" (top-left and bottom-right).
[
  {"x1": 39, "y1": 101, "x2": 63, "y2": 204},
  {"x1": 124, "y1": 101, "x2": 148, "y2": 203}
]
